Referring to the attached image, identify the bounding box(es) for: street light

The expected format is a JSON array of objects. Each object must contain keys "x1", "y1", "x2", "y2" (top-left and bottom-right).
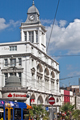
[{"x1": 26, "y1": 94, "x2": 32, "y2": 106}]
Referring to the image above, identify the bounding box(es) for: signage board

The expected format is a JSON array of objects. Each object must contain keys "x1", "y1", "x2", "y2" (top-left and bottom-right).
[
  {"x1": 8, "y1": 93, "x2": 26, "y2": 97},
  {"x1": 49, "y1": 97, "x2": 55, "y2": 105},
  {"x1": 2, "y1": 93, "x2": 27, "y2": 99},
  {"x1": 45, "y1": 107, "x2": 49, "y2": 111}
]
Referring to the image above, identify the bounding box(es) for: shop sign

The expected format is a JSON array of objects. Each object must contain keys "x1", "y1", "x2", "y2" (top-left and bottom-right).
[{"x1": 7, "y1": 93, "x2": 27, "y2": 98}]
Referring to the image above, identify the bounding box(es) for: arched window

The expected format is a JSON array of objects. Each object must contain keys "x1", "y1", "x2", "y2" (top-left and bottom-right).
[
  {"x1": 56, "y1": 98, "x2": 59, "y2": 102},
  {"x1": 31, "y1": 94, "x2": 35, "y2": 99},
  {"x1": 44, "y1": 68, "x2": 49, "y2": 75},
  {"x1": 45, "y1": 97, "x2": 49, "y2": 104},
  {"x1": 37, "y1": 64, "x2": 43, "y2": 72},
  {"x1": 37, "y1": 95, "x2": 43, "y2": 104},
  {"x1": 51, "y1": 71, "x2": 55, "y2": 78}
]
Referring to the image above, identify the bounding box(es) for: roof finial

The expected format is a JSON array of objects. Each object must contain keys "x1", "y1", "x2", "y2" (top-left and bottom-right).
[{"x1": 32, "y1": 0, "x2": 34, "y2": 5}]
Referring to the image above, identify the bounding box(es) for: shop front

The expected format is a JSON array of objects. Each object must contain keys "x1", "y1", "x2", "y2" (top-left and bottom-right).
[{"x1": 0, "y1": 100, "x2": 30, "y2": 120}]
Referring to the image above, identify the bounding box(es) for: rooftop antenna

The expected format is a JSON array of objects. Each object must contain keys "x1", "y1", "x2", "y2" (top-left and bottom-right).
[{"x1": 32, "y1": 0, "x2": 34, "y2": 5}]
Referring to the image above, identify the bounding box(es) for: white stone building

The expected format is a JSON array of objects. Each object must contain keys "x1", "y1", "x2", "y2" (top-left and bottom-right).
[{"x1": 0, "y1": 1, "x2": 60, "y2": 109}]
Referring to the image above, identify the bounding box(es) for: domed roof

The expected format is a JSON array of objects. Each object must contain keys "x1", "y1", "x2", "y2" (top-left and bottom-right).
[
  {"x1": 27, "y1": 2, "x2": 39, "y2": 15},
  {"x1": 5, "y1": 75, "x2": 21, "y2": 87}
]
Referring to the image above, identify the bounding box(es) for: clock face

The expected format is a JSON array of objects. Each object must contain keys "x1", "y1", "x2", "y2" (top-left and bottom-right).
[{"x1": 29, "y1": 15, "x2": 34, "y2": 21}]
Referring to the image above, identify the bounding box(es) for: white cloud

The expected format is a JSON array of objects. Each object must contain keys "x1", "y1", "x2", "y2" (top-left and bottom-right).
[
  {"x1": 0, "y1": 18, "x2": 22, "y2": 31},
  {"x1": 9, "y1": 20, "x2": 22, "y2": 27},
  {"x1": 0, "y1": 18, "x2": 9, "y2": 30},
  {"x1": 46, "y1": 19, "x2": 80, "y2": 54},
  {"x1": 41, "y1": 19, "x2": 53, "y2": 25},
  {"x1": 68, "y1": 71, "x2": 80, "y2": 77},
  {"x1": 59, "y1": 20, "x2": 67, "y2": 27}
]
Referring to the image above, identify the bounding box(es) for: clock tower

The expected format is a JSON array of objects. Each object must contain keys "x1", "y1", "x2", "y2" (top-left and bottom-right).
[
  {"x1": 20, "y1": 1, "x2": 47, "y2": 53},
  {"x1": 26, "y1": 0, "x2": 40, "y2": 24}
]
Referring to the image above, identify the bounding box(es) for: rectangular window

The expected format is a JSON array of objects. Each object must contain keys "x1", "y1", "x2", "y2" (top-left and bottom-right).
[
  {"x1": 29, "y1": 31, "x2": 34, "y2": 43},
  {"x1": 18, "y1": 58, "x2": 22, "y2": 65},
  {"x1": 10, "y1": 73, "x2": 13, "y2": 76},
  {"x1": 10, "y1": 73, "x2": 16, "y2": 76},
  {"x1": 24, "y1": 32, "x2": 27, "y2": 41},
  {"x1": 18, "y1": 73, "x2": 21, "y2": 83},
  {"x1": 36, "y1": 31, "x2": 38, "y2": 42},
  {"x1": 14, "y1": 46, "x2": 17, "y2": 51},
  {"x1": 4, "y1": 73, "x2": 8, "y2": 84},
  {"x1": 5, "y1": 59, "x2": 8, "y2": 66},
  {"x1": 10, "y1": 58, "x2": 16, "y2": 67},
  {"x1": 51, "y1": 81, "x2": 54, "y2": 92},
  {"x1": 10, "y1": 46, "x2": 17, "y2": 51},
  {"x1": 45, "y1": 80, "x2": 49, "y2": 91},
  {"x1": 14, "y1": 108, "x2": 21, "y2": 120}
]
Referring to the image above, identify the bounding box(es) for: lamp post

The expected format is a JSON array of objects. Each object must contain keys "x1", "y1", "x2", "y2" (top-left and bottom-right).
[{"x1": 26, "y1": 93, "x2": 32, "y2": 106}]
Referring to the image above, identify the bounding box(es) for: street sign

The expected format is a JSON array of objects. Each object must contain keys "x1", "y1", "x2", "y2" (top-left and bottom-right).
[
  {"x1": 45, "y1": 107, "x2": 49, "y2": 111},
  {"x1": 49, "y1": 97, "x2": 55, "y2": 105}
]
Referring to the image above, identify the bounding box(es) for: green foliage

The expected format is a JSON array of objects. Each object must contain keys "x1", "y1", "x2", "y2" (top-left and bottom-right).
[
  {"x1": 60, "y1": 102, "x2": 74, "y2": 113},
  {"x1": 60, "y1": 103, "x2": 75, "y2": 120},
  {"x1": 72, "y1": 109, "x2": 80, "y2": 120},
  {"x1": 29, "y1": 104, "x2": 49, "y2": 120}
]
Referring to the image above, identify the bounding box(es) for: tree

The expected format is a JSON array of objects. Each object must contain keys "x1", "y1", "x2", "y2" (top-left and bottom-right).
[
  {"x1": 60, "y1": 102, "x2": 75, "y2": 120},
  {"x1": 72, "y1": 109, "x2": 80, "y2": 120},
  {"x1": 29, "y1": 104, "x2": 49, "y2": 120}
]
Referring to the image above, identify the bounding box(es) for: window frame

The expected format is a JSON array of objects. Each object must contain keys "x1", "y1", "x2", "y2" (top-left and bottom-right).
[
  {"x1": 24, "y1": 32, "x2": 27, "y2": 41},
  {"x1": 10, "y1": 46, "x2": 17, "y2": 51},
  {"x1": 4, "y1": 59, "x2": 8, "y2": 66},
  {"x1": 36, "y1": 31, "x2": 38, "y2": 43},
  {"x1": 10, "y1": 58, "x2": 16, "y2": 67},
  {"x1": 18, "y1": 58, "x2": 22, "y2": 65},
  {"x1": 29, "y1": 31, "x2": 34, "y2": 43}
]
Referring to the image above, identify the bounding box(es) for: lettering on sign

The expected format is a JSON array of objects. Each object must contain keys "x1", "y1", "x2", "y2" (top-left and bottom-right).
[
  {"x1": 7, "y1": 93, "x2": 26, "y2": 97},
  {"x1": 13, "y1": 94, "x2": 26, "y2": 97},
  {"x1": 2, "y1": 47, "x2": 9, "y2": 50}
]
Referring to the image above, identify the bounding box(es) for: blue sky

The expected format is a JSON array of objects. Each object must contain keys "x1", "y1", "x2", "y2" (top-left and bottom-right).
[{"x1": 0, "y1": 0, "x2": 80, "y2": 87}]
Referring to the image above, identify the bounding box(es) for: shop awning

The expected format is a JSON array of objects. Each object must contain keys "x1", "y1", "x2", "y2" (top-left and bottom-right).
[{"x1": 26, "y1": 104, "x2": 32, "y2": 109}]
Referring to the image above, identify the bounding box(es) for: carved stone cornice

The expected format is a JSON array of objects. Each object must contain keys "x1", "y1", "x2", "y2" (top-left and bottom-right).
[
  {"x1": 28, "y1": 89, "x2": 61, "y2": 97},
  {"x1": 1, "y1": 67, "x2": 23, "y2": 73},
  {"x1": 2, "y1": 87, "x2": 28, "y2": 93}
]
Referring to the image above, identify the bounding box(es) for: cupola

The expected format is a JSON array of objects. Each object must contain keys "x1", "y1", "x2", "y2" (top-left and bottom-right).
[
  {"x1": 5, "y1": 75, "x2": 21, "y2": 87},
  {"x1": 27, "y1": 1, "x2": 39, "y2": 15},
  {"x1": 25, "y1": 0, "x2": 40, "y2": 24}
]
